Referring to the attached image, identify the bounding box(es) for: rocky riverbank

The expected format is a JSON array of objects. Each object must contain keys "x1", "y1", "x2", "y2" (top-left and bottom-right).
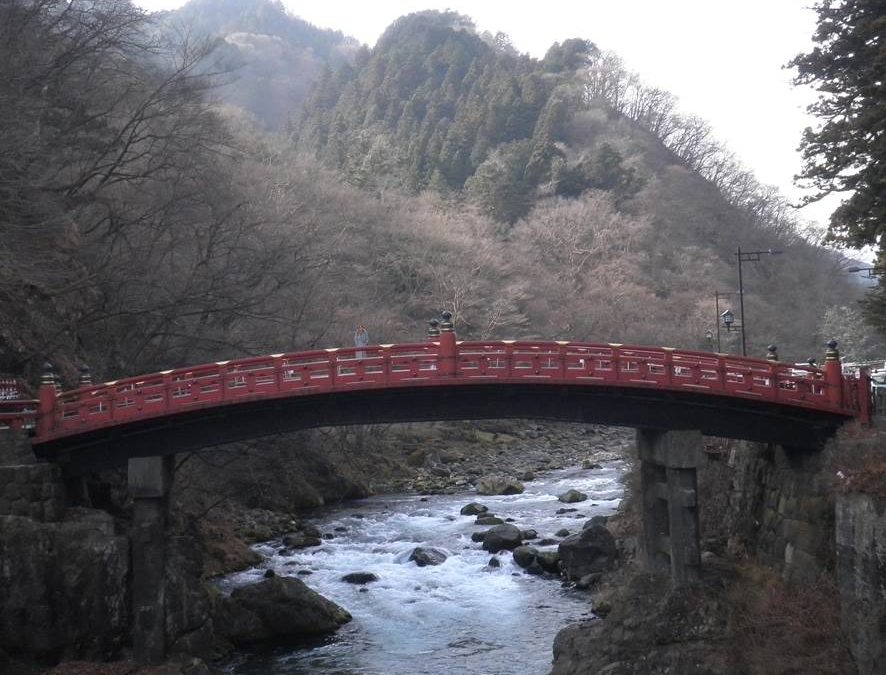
[
  {"x1": 221, "y1": 460, "x2": 629, "y2": 674},
  {"x1": 547, "y1": 433, "x2": 870, "y2": 675},
  {"x1": 186, "y1": 421, "x2": 632, "y2": 577},
  {"x1": 0, "y1": 421, "x2": 634, "y2": 674}
]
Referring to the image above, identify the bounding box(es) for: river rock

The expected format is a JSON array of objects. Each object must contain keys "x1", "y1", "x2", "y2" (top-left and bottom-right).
[
  {"x1": 521, "y1": 529, "x2": 538, "y2": 540},
  {"x1": 302, "y1": 524, "x2": 322, "y2": 538},
  {"x1": 341, "y1": 572, "x2": 379, "y2": 584},
  {"x1": 460, "y1": 502, "x2": 489, "y2": 516},
  {"x1": 220, "y1": 577, "x2": 351, "y2": 644},
  {"x1": 582, "y1": 515, "x2": 609, "y2": 530},
  {"x1": 558, "y1": 489, "x2": 588, "y2": 504},
  {"x1": 525, "y1": 560, "x2": 544, "y2": 575},
  {"x1": 408, "y1": 547, "x2": 447, "y2": 567},
  {"x1": 513, "y1": 545, "x2": 539, "y2": 569},
  {"x1": 482, "y1": 524, "x2": 523, "y2": 553},
  {"x1": 406, "y1": 449, "x2": 427, "y2": 467},
  {"x1": 556, "y1": 528, "x2": 571, "y2": 537},
  {"x1": 576, "y1": 572, "x2": 604, "y2": 589},
  {"x1": 537, "y1": 550, "x2": 561, "y2": 574},
  {"x1": 476, "y1": 515, "x2": 504, "y2": 526},
  {"x1": 471, "y1": 531, "x2": 487, "y2": 542},
  {"x1": 282, "y1": 532, "x2": 322, "y2": 549},
  {"x1": 558, "y1": 524, "x2": 617, "y2": 580},
  {"x1": 476, "y1": 476, "x2": 524, "y2": 496}
]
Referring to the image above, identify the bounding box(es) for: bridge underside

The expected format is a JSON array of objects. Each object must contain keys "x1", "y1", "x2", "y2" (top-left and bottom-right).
[{"x1": 33, "y1": 383, "x2": 847, "y2": 473}]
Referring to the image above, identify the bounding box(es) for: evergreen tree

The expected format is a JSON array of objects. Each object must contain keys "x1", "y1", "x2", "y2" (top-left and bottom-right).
[
  {"x1": 792, "y1": 0, "x2": 886, "y2": 331},
  {"x1": 792, "y1": 0, "x2": 886, "y2": 253}
]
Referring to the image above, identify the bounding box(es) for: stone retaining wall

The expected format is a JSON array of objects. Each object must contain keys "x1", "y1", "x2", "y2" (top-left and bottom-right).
[
  {"x1": 725, "y1": 442, "x2": 834, "y2": 582},
  {"x1": 0, "y1": 464, "x2": 66, "y2": 522},
  {"x1": 836, "y1": 493, "x2": 886, "y2": 674}
]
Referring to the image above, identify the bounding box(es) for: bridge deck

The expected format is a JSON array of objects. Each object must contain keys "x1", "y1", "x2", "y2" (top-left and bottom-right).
[{"x1": 13, "y1": 340, "x2": 863, "y2": 470}]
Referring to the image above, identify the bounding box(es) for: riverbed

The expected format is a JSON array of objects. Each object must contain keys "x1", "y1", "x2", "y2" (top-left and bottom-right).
[{"x1": 221, "y1": 461, "x2": 626, "y2": 674}]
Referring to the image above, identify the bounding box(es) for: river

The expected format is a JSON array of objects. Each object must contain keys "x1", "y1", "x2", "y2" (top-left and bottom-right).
[{"x1": 220, "y1": 461, "x2": 626, "y2": 675}]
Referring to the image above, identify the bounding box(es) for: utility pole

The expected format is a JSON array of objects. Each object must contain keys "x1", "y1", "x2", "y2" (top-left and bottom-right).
[{"x1": 735, "y1": 247, "x2": 783, "y2": 357}]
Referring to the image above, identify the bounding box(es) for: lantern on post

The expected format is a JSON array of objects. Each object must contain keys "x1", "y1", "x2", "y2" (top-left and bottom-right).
[{"x1": 437, "y1": 311, "x2": 457, "y2": 377}]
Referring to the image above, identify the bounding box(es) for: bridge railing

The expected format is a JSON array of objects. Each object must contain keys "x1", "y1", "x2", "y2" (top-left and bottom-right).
[
  {"x1": 45, "y1": 344, "x2": 445, "y2": 433},
  {"x1": 0, "y1": 376, "x2": 37, "y2": 431},
  {"x1": 0, "y1": 399, "x2": 37, "y2": 431},
  {"x1": 31, "y1": 340, "x2": 864, "y2": 441},
  {"x1": 455, "y1": 341, "x2": 839, "y2": 405}
]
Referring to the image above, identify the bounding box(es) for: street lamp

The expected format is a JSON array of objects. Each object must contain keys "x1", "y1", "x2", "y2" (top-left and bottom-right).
[
  {"x1": 714, "y1": 290, "x2": 739, "y2": 353},
  {"x1": 704, "y1": 329, "x2": 714, "y2": 350},
  {"x1": 721, "y1": 309, "x2": 735, "y2": 327},
  {"x1": 719, "y1": 309, "x2": 744, "y2": 354},
  {"x1": 735, "y1": 247, "x2": 783, "y2": 357}
]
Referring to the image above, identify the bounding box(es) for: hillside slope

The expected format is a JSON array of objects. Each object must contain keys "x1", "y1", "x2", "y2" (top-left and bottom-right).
[{"x1": 161, "y1": 0, "x2": 357, "y2": 128}]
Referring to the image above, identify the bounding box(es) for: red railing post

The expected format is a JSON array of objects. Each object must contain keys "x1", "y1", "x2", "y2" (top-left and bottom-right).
[
  {"x1": 382, "y1": 347, "x2": 391, "y2": 385},
  {"x1": 427, "y1": 319, "x2": 441, "y2": 342},
  {"x1": 662, "y1": 348, "x2": 674, "y2": 386},
  {"x1": 326, "y1": 351, "x2": 337, "y2": 389},
  {"x1": 36, "y1": 362, "x2": 57, "y2": 438},
  {"x1": 438, "y1": 311, "x2": 457, "y2": 377},
  {"x1": 609, "y1": 344, "x2": 621, "y2": 382},
  {"x1": 766, "y1": 345, "x2": 779, "y2": 400},
  {"x1": 824, "y1": 340, "x2": 844, "y2": 408}
]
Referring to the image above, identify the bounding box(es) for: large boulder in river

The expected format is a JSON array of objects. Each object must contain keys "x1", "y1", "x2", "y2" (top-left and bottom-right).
[
  {"x1": 537, "y1": 550, "x2": 561, "y2": 574},
  {"x1": 221, "y1": 577, "x2": 351, "y2": 645},
  {"x1": 482, "y1": 524, "x2": 523, "y2": 553},
  {"x1": 282, "y1": 531, "x2": 322, "y2": 549},
  {"x1": 558, "y1": 525, "x2": 617, "y2": 580},
  {"x1": 476, "y1": 476, "x2": 524, "y2": 496},
  {"x1": 558, "y1": 489, "x2": 588, "y2": 504},
  {"x1": 408, "y1": 547, "x2": 448, "y2": 567},
  {"x1": 582, "y1": 515, "x2": 609, "y2": 530},
  {"x1": 513, "y1": 545, "x2": 539, "y2": 569},
  {"x1": 341, "y1": 572, "x2": 378, "y2": 584},
  {"x1": 513, "y1": 546, "x2": 560, "y2": 575},
  {"x1": 476, "y1": 515, "x2": 504, "y2": 526},
  {"x1": 460, "y1": 502, "x2": 489, "y2": 516}
]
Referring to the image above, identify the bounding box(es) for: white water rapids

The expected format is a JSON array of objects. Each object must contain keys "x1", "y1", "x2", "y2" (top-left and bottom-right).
[{"x1": 221, "y1": 461, "x2": 626, "y2": 674}]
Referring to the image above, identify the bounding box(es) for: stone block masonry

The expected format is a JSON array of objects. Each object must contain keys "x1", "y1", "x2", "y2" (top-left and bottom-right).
[
  {"x1": 724, "y1": 442, "x2": 833, "y2": 583},
  {"x1": 637, "y1": 428, "x2": 704, "y2": 585},
  {"x1": 0, "y1": 463, "x2": 66, "y2": 521},
  {"x1": 836, "y1": 493, "x2": 886, "y2": 675}
]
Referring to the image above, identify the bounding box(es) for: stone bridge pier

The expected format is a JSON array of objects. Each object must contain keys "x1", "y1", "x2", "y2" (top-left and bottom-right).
[
  {"x1": 637, "y1": 428, "x2": 703, "y2": 585},
  {"x1": 127, "y1": 455, "x2": 174, "y2": 665}
]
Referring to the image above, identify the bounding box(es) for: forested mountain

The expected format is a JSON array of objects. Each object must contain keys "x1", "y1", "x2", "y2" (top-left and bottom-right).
[
  {"x1": 288, "y1": 10, "x2": 867, "y2": 357},
  {"x1": 162, "y1": 0, "x2": 357, "y2": 128},
  {"x1": 294, "y1": 12, "x2": 639, "y2": 223},
  {"x1": 0, "y1": 0, "x2": 877, "y2": 395}
]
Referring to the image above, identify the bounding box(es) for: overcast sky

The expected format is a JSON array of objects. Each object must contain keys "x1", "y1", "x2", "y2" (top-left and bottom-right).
[{"x1": 135, "y1": 0, "x2": 839, "y2": 234}]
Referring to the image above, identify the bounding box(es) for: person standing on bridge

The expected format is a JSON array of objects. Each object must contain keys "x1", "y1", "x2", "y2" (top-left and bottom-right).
[{"x1": 355, "y1": 325, "x2": 369, "y2": 359}]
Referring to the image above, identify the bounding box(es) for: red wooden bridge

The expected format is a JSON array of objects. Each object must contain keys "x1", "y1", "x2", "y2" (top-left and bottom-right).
[{"x1": 0, "y1": 321, "x2": 871, "y2": 471}]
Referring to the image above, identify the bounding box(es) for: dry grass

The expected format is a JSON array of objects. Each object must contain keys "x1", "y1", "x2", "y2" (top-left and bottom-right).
[{"x1": 729, "y1": 564, "x2": 854, "y2": 674}]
